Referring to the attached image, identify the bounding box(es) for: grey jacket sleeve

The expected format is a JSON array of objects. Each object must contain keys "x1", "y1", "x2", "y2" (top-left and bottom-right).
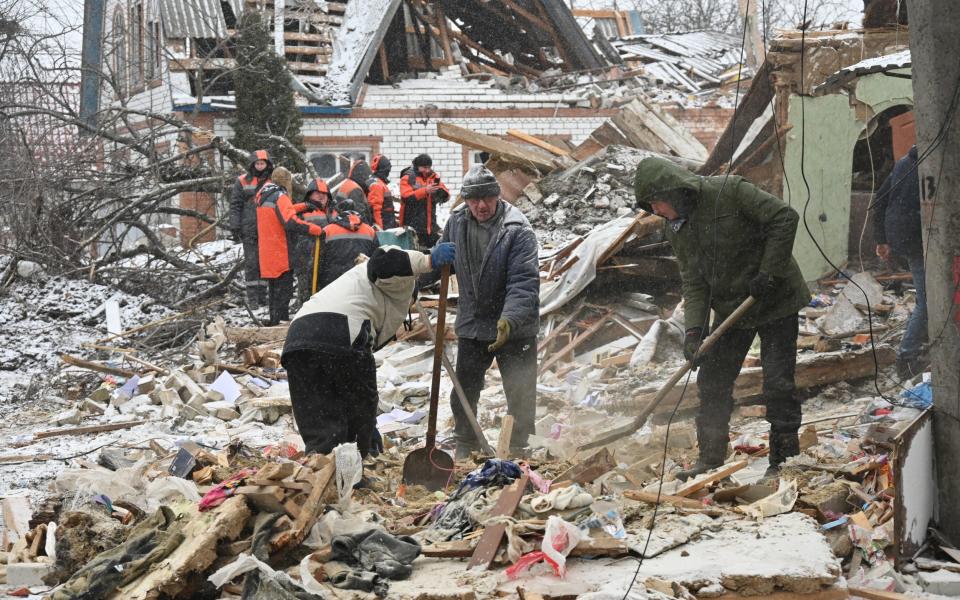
[
  {"x1": 229, "y1": 178, "x2": 244, "y2": 232},
  {"x1": 499, "y1": 227, "x2": 540, "y2": 330}
]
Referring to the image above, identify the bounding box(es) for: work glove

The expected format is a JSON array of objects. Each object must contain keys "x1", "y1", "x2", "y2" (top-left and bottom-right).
[
  {"x1": 488, "y1": 319, "x2": 511, "y2": 353},
  {"x1": 230, "y1": 229, "x2": 242, "y2": 243},
  {"x1": 748, "y1": 272, "x2": 775, "y2": 300},
  {"x1": 430, "y1": 242, "x2": 456, "y2": 268},
  {"x1": 683, "y1": 327, "x2": 704, "y2": 366}
]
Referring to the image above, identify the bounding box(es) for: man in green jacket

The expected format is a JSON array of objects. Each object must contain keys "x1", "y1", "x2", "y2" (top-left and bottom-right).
[{"x1": 634, "y1": 157, "x2": 811, "y2": 480}]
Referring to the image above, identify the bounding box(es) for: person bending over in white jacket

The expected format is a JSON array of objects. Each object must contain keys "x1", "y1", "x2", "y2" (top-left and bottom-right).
[{"x1": 280, "y1": 244, "x2": 456, "y2": 456}]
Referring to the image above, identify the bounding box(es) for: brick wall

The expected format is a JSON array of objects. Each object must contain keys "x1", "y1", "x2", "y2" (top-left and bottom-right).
[
  {"x1": 666, "y1": 106, "x2": 735, "y2": 152},
  {"x1": 179, "y1": 192, "x2": 217, "y2": 244},
  {"x1": 214, "y1": 114, "x2": 610, "y2": 195}
]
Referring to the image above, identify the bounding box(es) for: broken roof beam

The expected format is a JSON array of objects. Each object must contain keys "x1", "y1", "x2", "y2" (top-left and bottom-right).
[
  {"x1": 437, "y1": 122, "x2": 557, "y2": 172},
  {"x1": 700, "y1": 60, "x2": 774, "y2": 174}
]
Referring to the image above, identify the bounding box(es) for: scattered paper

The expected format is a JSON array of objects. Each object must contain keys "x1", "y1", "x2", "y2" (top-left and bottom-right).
[{"x1": 210, "y1": 371, "x2": 241, "y2": 404}]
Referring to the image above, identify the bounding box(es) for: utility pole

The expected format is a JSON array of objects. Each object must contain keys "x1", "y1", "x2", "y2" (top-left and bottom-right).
[
  {"x1": 910, "y1": 1, "x2": 960, "y2": 543},
  {"x1": 737, "y1": 0, "x2": 764, "y2": 70}
]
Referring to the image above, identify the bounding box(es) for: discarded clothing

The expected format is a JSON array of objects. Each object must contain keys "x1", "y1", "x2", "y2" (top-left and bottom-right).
[
  {"x1": 199, "y1": 468, "x2": 257, "y2": 511},
  {"x1": 329, "y1": 529, "x2": 421, "y2": 582},
  {"x1": 450, "y1": 458, "x2": 522, "y2": 500},
  {"x1": 424, "y1": 487, "x2": 496, "y2": 543},
  {"x1": 52, "y1": 506, "x2": 182, "y2": 600}
]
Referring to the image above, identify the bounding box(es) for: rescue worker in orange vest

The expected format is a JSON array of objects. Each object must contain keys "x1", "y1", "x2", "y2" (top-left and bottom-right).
[
  {"x1": 316, "y1": 198, "x2": 380, "y2": 291},
  {"x1": 256, "y1": 167, "x2": 323, "y2": 326},
  {"x1": 399, "y1": 153, "x2": 450, "y2": 249},
  {"x1": 291, "y1": 177, "x2": 334, "y2": 304},
  {"x1": 229, "y1": 149, "x2": 272, "y2": 307},
  {"x1": 366, "y1": 154, "x2": 397, "y2": 230},
  {"x1": 334, "y1": 157, "x2": 373, "y2": 225}
]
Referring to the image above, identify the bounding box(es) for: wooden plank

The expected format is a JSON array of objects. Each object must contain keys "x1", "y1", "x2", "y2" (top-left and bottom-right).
[
  {"x1": 272, "y1": 463, "x2": 335, "y2": 552},
  {"x1": 675, "y1": 460, "x2": 749, "y2": 498},
  {"x1": 496, "y1": 415, "x2": 514, "y2": 459},
  {"x1": 437, "y1": 122, "x2": 556, "y2": 172},
  {"x1": 627, "y1": 346, "x2": 897, "y2": 418},
  {"x1": 537, "y1": 301, "x2": 585, "y2": 355},
  {"x1": 570, "y1": 137, "x2": 605, "y2": 161},
  {"x1": 612, "y1": 105, "x2": 673, "y2": 154},
  {"x1": 538, "y1": 310, "x2": 612, "y2": 374},
  {"x1": 629, "y1": 98, "x2": 708, "y2": 162},
  {"x1": 623, "y1": 490, "x2": 706, "y2": 510},
  {"x1": 2, "y1": 497, "x2": 32, "y2": 550},
  {"x1": 224, "y1": 325, "x2": 289, "y2": 347},
  {"x1": 554, "y1": 448, "x2": 616, "y2": 485},
  {"x1": 33, "y1": 420, "x2": 147, "y2": 440},
  {"x1": 467, "y1": 474, "x2": 529, "y2": 570},
  {"x1": 423, "y1": 535, "x2": 628, "y2": 559},
  {"x1": 58, "y1": 353, "x2": 137, "y2": 378},
  {"x1": 848, "y1": 587, "x2": 914, "y2": 600},
  {"x1": 112, "y1": 496, "x2": 251, "y2": 600},
  {"x1": 597, "y1": 213, "x2": 662, "y2": 266},
  {"x1": 589, "y1": 122, "x2": 632, "y2": 147},
  {"x1": 506, "y1": 129, "x2": 570, "y2": 156}
]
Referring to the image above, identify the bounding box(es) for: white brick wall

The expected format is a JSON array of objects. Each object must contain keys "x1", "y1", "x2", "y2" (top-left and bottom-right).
[{"x1": 215, "y1": 115, "x2": 609, "y2": 195}]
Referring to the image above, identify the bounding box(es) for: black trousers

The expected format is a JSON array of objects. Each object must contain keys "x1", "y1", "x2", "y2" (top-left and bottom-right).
[
  {"x1": 267, "y1": 271, "x2": 293, "y2": 326},
  {"x1": 452, "y1": 336, "x2": 537, "y2": 448},
  {"x1": 283, "y1": 348, "x2": 380, "y2": 457},
  {"x1": 696, "y1": 312, "x2": 802, "y2": 436},
  {"x1": 242, "y1": 237, "x2": 267, "y2": 305}
]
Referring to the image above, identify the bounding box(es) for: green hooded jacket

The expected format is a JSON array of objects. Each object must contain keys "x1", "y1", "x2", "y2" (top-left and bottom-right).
[{"x1": 634, "y1": 157, "x2": 810, "y2": 331}]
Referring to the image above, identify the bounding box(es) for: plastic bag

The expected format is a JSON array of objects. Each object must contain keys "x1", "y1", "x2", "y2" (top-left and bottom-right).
[
  {"x1": 506, "y1": 516, "x2": 585, "y2": 579},
  {"x1": 335, "y1": 443, "x2": 363, "y2": 506}
]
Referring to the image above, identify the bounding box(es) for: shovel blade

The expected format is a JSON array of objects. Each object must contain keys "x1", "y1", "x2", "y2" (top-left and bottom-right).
[{"x1": 402, "y1": 446, "x2": 455, "y2": 492}]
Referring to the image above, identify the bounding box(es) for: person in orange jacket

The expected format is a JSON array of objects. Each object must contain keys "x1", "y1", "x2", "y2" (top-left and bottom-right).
[
  {"x1": 255, "y1": 167, "x2": 323, "y2": 325},
  {"x1": 316, "y1": 198, "x2": 380, "y2": 291},
  {"x1": 228, "y1": 149, "x2": 272, "y2": 307},
  {"x1": 366, "y1": 154, "x2": 397, "y2": 230},
  {"x1": 292, "y1": 177, "x2": 334, "y2": 303},
  {"x1": 334, "y1": 157, "x2": 373, "y2": 225},
  {"x1": 399, "y1": 154, "x2": 450, "y2": 248}
]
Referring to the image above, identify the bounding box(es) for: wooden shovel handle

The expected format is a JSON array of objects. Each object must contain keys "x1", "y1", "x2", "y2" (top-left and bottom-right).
[{"x1": 425, "y1": 266, "x2": 450, "y2": 448}]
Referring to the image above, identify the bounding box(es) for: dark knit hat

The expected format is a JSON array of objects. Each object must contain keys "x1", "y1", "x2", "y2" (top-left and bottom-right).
[
  {"x1": 461, "y1": 164, "x2": 501, "y2": 200},
  {"x1": 367, "y1": 248, "x2": 413, "y2": 282},
  {"x1": 413, "y1": 154, "x2": 433, "y2": 168}
]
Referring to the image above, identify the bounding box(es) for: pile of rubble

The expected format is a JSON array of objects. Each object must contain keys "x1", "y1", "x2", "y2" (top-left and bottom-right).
[{"x1": 0, "y1": 247, "x2": 949, "y2": 598}]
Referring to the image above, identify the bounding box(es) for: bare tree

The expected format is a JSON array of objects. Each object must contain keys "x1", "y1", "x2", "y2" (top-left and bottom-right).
[{"x1": 622, "y1": 0, "x2": 858, "y2": 34}]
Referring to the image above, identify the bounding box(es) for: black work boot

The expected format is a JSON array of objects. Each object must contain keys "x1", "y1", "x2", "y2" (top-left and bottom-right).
[
  {"x1": 677, "y1": 425, "x2": 728, "y2": 481},
  {"x1": 761, "y1": 431, "x2": 800, "y2": 481},
  {"x1": 454, "y1": 441, "x2": 479, "y2": 461}
]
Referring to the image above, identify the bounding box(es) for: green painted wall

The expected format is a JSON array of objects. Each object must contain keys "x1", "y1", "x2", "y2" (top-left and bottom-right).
[{"x1": 782, "y1": 69, "x2": 914, "y2": 281}]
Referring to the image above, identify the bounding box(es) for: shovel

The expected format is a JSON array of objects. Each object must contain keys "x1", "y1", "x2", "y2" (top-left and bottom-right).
[
  {"x1": 402, "y1": 265, "x2": 456, "y2": 491},
  {"x1": 311, "y1": 236, "x2": 322, "y2": 295},
  {"x1": 415, "y1": 298, "x2": 495, "y2": 456},
  {"x1": 578, "y1": 296, "x2": 757, "y2": 451}
]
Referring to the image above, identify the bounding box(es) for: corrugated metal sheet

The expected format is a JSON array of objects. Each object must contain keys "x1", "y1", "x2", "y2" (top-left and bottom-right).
[
  {"x1": 159, "y1": 0, "x2": 227, "y2": 39},
  {"x1": 817, "y1": 49, "x2": 911, "y2": 94},
  {"x1": 613, "y1": 30, "x2": 745, "y2": 92}
]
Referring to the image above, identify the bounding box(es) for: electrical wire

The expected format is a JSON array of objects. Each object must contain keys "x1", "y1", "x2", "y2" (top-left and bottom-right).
[{"x1": 622, "y1": 3, "x2": 753, "y2": 596}]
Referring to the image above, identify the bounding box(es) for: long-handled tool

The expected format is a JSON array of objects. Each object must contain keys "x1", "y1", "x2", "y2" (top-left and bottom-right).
[
  {"x1": 403, "y1": 266, "x2": 456, "y2": 490},
  {"x1": 415, "y1": 298, "x2": 495, "y2": 456},
  {"x1": 578, "y1": 296, "x2": 757, "y2": 451},
  {"x1": 310, "y1": 236, "x2": 322, "y2": 295}
]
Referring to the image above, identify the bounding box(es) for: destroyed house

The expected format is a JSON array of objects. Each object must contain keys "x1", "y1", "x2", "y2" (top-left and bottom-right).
[
  {"x1": 699, "y1": 27, "x2": 913, "y2": 280},
  {"x1": 81, "y1": 0, "x2": 739, "y2": 242}
]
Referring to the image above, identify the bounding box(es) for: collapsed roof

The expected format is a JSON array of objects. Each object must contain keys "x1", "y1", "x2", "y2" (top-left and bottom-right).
[{"x1": 161, "y1": 0, "x2": 607, "y2": 107}]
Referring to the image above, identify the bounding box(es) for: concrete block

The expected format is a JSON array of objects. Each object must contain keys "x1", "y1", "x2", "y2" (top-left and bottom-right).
[
  {"x1": 6, "y1": 562, "x2": 54, "y2": 587},
  {"x1": 53, "y1": 409, "x2": 82, "y2": 426},
  {"x1": 89, "y1": 386, "x2": 112, "y2": 403},
  {"x1": 186, "y1": 394, "x2": 209, "y2": 414},
  {"x1": 205, "y1": 389, "x2": 225, "y2": 403},
  {"x1": 137, "y1": 373, "x2": 156, "y2": 394},
  {"x1": 179, "y1": 404, "x2": 205, "y2": 421},
  {"x1": 81, "y1": 398, "x2": 106, "y2": 415},
  {"x1": 160, "y1": 402, "x2": 182, "y2": 420},
  {"x1": 119, "y1": 394, "x2": 152, "y2": 415},
  {"x1": 918, "y1": 569, "x2": 960, "y2": 596},
  {"x1": 214, "y1": 407, "x2": 241, "y2": 421},
  {"x1": 153, "y1": 387, "x2": 180, "y2": 407}
]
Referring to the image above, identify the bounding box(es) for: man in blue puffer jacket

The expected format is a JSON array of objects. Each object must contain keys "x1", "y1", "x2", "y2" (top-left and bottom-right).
[
  {"x1": 872, "y1": 146, "x2": 927, "y2": 379},
  {"x1": 429, "y1": 164, "x2": 540, "y2": 459}
]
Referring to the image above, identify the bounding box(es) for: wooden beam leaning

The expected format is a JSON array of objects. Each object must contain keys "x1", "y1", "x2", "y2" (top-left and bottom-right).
[{"x1": 437, "y1": 122, "x2": 556, "y2": 172}]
